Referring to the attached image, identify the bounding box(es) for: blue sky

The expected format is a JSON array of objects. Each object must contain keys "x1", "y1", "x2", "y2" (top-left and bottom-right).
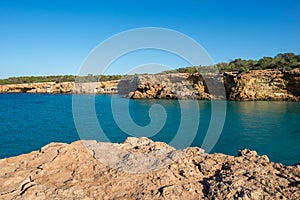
[{"x1": 0, "y1": 0, "x2": 299, "y2": 78}]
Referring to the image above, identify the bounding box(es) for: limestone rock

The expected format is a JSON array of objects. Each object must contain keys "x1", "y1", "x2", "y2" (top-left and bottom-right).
[
  {"x1": 117, "y1": 68, "x2": 300, "y2": 101},
  {"x1": 0, "y1": 80, "x2": 119, "y2": 94},
  {"x1": 0, "y1": 137, "x2": 299, "y2": 199},
  {"x1": 1, "y1": 68, "x2": 300, "y2": 100},
  {"x1": 117, "y1": 73, "x2": 225, "y2": 100},
  {"x1": 225, "y1": 68, "x2": 300, "y2": 101}
]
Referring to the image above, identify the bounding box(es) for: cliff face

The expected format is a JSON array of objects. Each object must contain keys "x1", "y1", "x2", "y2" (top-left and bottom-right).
[
  {"x1": 225, "y1": 68, "x2": 300, "y2": 101},
  {"x1": 117, "y1": 68, "x2": 300, "y2": 101},
  {"x1": 118, "y1": 73, "x2": 206, "y2": 100},
  {"x1": 1, "y1": 68, "x2": 300, "y2": 101},
  {"x1": 117, "y1": 73, "x2": 225, "y2": 100},
  {"x1": 0, "y1": 137, "x2": 299, "y2": 199},
  {"x1": 0, "y1": 82, "x2": 75, "y2": 93},
  {"x1": 0, "y1": 80, "x2": 119, "y2": 94}
]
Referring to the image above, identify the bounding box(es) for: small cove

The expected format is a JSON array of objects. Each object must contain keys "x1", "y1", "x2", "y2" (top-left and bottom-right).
[{"x1": 0, "y1": 93, "x2": 299, "y2": 165}]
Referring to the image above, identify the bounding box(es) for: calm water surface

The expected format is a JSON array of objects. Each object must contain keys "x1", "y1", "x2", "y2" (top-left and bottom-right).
[{"x1": 0, "y1": 93, "x2": 299, "y2": 165}]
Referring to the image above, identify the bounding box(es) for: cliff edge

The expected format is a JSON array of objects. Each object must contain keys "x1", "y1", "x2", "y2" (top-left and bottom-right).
[
  {"x1": 0, "y1": 80, "x2": 119, "y2": 94},
  {"x1": 1, "y1": 137, "x2": 299, "y2": 199},
  {"x1": 117, "y1": 68, "x2": 300, "y2": 101},
  {"x1": 1, "y1": 68, "x2": 300, "y2": 101}
]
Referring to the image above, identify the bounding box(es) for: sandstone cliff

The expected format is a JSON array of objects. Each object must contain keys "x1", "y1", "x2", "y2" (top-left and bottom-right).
[
  {"x1": 1, "y1": 68, "x2": 300, "y2": 101},
  {"x1": 225, "y1": 68, "x2": 300, "y2": 101},
  {"x1": 117, "y1": 68, "x2": 300, "y2": 101},
  {"x1": 0, "y1": 80, "x2": 119, "y2": 94},
  {"x1": 0, "y1": 137, "x2": 299, "y2": 199},
  {"x1": 117, "y1": 73, "x2": 225, "y2": 100}
]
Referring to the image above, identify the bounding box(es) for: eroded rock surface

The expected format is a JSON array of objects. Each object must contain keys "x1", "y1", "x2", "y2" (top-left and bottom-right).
[
  {"x1": 1, "y1": 68, "x2": 300, "y2": 101},
  {"x1": 118, "y1": 68, "x2": 300, "y2": 101},
  {"x1": 118, "y1": 73, "x2": 225, "y2": 100},
  {"x1": 225, "y1": 68, "x2": 300, "y2": 101},
  {"x1": 0, "y1": 80, "x2": 119, "y2": 94},
  {"x1": 0, "y1": 137, "x2": 299, "y2": 199}
]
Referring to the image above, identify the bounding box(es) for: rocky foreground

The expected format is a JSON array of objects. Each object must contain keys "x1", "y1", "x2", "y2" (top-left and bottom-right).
[{"x1": 0, "y1": 137, "x2": 299, "y2": 200}]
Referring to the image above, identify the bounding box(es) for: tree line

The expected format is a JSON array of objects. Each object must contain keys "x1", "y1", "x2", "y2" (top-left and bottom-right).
[
  {"x1": 217, "y1": 52, "x2": 300, "y2": 73},
  {"x1": 160, "y1": 52, "x2": 300, "y2": 74}
]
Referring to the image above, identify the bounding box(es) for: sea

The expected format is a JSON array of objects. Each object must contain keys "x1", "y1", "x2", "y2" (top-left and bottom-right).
[{"x1": 0, "y1": 93, "x2": 299, "y2": 165}]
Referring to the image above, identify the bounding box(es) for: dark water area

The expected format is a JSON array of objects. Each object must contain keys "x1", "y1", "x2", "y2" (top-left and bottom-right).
[{"x1": 0, "y1": 93, "x2": 299, "y2": 165}]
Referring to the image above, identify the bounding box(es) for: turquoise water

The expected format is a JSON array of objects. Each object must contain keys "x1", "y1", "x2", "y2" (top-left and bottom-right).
[{"x1": 0, "y1": 93, "x2": 299, "y2": 165}]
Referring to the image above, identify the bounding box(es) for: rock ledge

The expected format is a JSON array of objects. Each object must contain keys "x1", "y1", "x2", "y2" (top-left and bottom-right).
[{"x1": 0, "y1": 137, "x2": 299, "y2": 199}]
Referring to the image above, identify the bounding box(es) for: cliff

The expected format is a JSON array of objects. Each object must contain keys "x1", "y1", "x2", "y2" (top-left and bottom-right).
[
  {"x1": 1, "y1": 68, "x2": 300, "y2": 101},
  {"x1": 225, "y1": 68, "x2": 300, "y2": 101},
  {"x1": 117, "y1": 68, "x2": 300, "y2": 101},
  {"x1": 0, "y1": 80, "x2": 119, "y2": 94},
  {"x1": 0, "y1": 137, "x2": 299, "y2": 199}
]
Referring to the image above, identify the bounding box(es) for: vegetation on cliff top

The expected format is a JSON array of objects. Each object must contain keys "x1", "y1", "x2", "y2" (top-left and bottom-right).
[
  {"x1": 161, "y1": 52, "x2": 300, "y2": 74},
  {"x1": 0, "y1": 74, "x2": 122, "y2": 85},
  {"x1": 217, "y1": 52, "x2": 300, "y2": 73},
  {"x1": 1, "y1": 53, "x2": 299, "y2": 85}
]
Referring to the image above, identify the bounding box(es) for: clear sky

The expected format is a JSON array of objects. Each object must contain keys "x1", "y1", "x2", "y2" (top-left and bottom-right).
[{"x1": 0, "y1": 0, "x2": 299, "y2": 78}]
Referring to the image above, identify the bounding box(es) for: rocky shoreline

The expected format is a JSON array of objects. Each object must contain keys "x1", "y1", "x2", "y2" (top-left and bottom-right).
[
  {"x1": 1, "y1": 68, "x2": 300, "y2": 101},
  {"x1": 118, "y1": 68, "x2": 300, "y2": 101},
  {"x1": 0, "y1": 137, "x2": 299, "y2": 199},
  {"x1": 0, "y1": 80, "x2": 119, "y2": 94}
]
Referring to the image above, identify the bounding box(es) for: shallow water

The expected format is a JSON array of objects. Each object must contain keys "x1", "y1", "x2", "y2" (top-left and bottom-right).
[{"x1": 0, "y1": 93, "x2": 299, "y2": 165}]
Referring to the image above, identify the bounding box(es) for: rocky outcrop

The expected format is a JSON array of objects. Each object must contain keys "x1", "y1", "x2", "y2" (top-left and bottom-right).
[
  {"x1": 1, "y1": 68, "x2": 300, "y2": 101},
  {"x1": 225, "y1": 68, "x2": 300, "y2": 101},
  {"x1": 0, "y1": 82, "x2": 75, "y2": 93},
  {"x1": 118, "y1": 68, "x2": 300, "y2": 101},
  {"x1": 0, "y1": 80, "x2": 119, "y2": 94},
  {"x1": 118, "y1": 73, "x2": 225, "y2": 100},
  {"x1": 0, "y1": 137, "x2": 299, "y2": 199}
]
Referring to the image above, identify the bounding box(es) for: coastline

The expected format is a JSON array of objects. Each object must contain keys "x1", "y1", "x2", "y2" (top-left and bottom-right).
[
  {"x1": 0, "y1": 80, "x2": 119, "y2": 95},
  {"x1": 1, "y1": 68, "x2": 299, "y2": 101},
  {"x1": 0, "y1": 137, "x2": 299, "y2": 199}
]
